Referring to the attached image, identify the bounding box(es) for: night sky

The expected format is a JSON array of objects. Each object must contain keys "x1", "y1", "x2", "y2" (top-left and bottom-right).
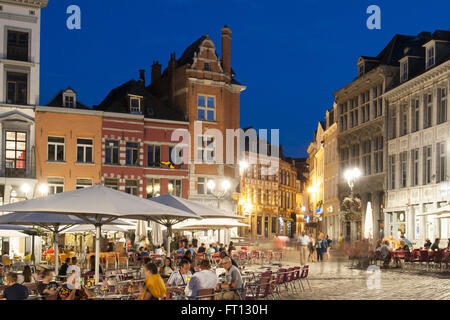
[{"x1": 40, "y1": 0, "x2": 450, "y2": 158}]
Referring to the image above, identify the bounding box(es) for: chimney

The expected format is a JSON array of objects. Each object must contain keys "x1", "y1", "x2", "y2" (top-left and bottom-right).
[
  {"x1": 139, "y1": 69, "x2": 145, "y2": 84},
  {"x1": 221, "y1": 25, "x2": 232, "y2": 75},
  {"x1": 168, "y1": 53, "x2": 176, "y2": 107},
  {"x1": 151, "y1": 60, "x2": 162, "y2": 84}
]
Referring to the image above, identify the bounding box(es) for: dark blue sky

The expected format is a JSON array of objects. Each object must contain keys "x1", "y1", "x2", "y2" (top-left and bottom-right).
[{"x1": 40, "y1": 0, "x2": 450, "y2": 158}]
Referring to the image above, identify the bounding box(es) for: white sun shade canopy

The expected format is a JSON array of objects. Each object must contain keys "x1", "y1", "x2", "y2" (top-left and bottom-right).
[
  {"x1": 172, "y1": 218, "x2": 250, "y2": 230},
  {"x1": 0, "y1": 185, "x2": 201, "y2": 223},
  {"x1": 148, "y1": 193, "x2": 243, "y2": 219}
]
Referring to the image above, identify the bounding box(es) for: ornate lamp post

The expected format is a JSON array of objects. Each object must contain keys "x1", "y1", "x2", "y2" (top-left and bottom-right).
[{"x1": 344, "y1": 168, "x2": 361, "y2": 197}]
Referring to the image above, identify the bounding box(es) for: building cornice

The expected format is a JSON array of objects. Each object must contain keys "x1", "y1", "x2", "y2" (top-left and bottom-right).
[
  {"x1": 0, "y1": 0, "x2": 48, "y2": 8},
  {"x1": 36, "y1": 106, "x2": 103, "y2": 116},
  {"x1": 384, "y1": 60, "x2": 450, "y2": 100}
]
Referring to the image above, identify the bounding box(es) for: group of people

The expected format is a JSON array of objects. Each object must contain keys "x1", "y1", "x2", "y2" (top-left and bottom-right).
[{"x1": 297, "y1": 232, "x2": 332, "y2": 265}]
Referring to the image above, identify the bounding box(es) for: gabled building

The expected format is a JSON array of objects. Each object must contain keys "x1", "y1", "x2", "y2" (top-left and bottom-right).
[
  {"x1": 384, "y1": 30, "x2": 450, "y2": 245},
  {"x1": 94, "y1": 71, "x2": 189, "y2": 199},
  {"x1": 334, "y1": 31, "x2": 433, "y2": 241},
  {"x1": 149, "y1": 26, "x2": 246, "y2": 214}
]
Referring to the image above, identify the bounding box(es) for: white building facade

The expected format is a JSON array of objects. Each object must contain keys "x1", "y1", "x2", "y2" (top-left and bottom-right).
[{"x1": 385, "y1": 30, "x2": 450, "y2": 246}]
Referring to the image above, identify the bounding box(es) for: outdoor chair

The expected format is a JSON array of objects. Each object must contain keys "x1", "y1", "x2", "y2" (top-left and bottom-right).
[
  {"x1": 292, "y1": 266, "x2": 302, "y2": 291},
  {"x1": 245, "y1": 271, "x2": 271, "y2": 300},
  {"x1": 250, "y1": 250, "x2": 261, "y2": 265},
  {"x1": 105, "y1": 255, "x2": 117, "y2": 270},
  {"x1": 419, "y1": 250, "x2": 430, "y2": 270},
  {"x1": 263, "y1": 250, "x2": 273, "y2": 265},
  {"x1": 298, "y1": 265, "x2": 311, "y2": 291},
  {"x1": 432, "y1": 250, "x2": 444, "y2": 271},
  {"x1": 274, "y1": 250, "x2": 283, "y2": 262},
  {"x1": 195, "y1": 288, "x2": 216, "y2": 300}
]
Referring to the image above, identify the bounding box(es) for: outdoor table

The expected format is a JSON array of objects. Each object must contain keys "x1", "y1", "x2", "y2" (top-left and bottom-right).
[{"x1": 88, "y1": 294, "x2": 134, "y2": 300}]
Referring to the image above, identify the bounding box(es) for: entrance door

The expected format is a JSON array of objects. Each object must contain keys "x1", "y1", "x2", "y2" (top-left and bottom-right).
[{"x1": 264, "y1": 217, "x2": 269, "y2": 238}]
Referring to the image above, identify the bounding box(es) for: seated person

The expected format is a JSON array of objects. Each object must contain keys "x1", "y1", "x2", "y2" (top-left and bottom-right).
[
  {"x1": 219, "y1": 251, "x2": 238, "y2": 267},
  {"x1": 176, "y1": 245, "x2": 185, "y2": 256},
  {"x1": 197, "y1": 243, "x2": 206, "y2": 254},
  {"x1": 167, "y1": 259, "x2": 192, "y2": 287},
  {"x1": 2, "y1": 272, "x2": 29, "y2": 300},
  {"x1": 159, "y1": 257, "x2": 175, "y2": 278},
  {"x1": 398, "y1": 240, "x2": 410, "y2": 252},
  {"x1": 186, "y1": 259, "x2": 218, "y2": 299},
  {"x1": 66, "y1": 257, "x2": 81, "y2": 290},
  {"x1": 141, "y1": 248, "x2": 150, "y2": 257},
  {"x1": 57, "y1": 283, "x2": 93, "y2": 300},
  {"x1": 17, "y1": 265, "x2": 36, "y2": 284},
  {"x1": 424, "y1": 239, "x2": 432, "y2": 249},
  {"x1": 154, "y1": 246, "x2": 163, "y2": 255},
  {"x1": 38, "y1": 269, "x2": 59, "y2": 297},
  {"x1": 137, "y1": 263, "x2": 166, "y2": 300},
  {"x1": 431, "y1": 239, "x2": 440, "y2": 251},
  {"x1": 89, "y1": 255, "x2": 103, "y2": 275},
  {"x1": 216, "y1": 257, "x2": 243, "y2": 300},
  {"x1": 206, "y1": 244, "x2": 216, "y2": 257}
]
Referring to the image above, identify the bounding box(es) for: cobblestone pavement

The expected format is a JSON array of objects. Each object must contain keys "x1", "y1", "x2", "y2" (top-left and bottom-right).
[{"x1": 243, "y1": 249, "x2": 450, "y2": 300}]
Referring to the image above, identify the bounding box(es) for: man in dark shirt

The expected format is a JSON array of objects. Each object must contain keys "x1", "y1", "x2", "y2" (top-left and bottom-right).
[
  {"x1": 58, "y1": 258, "x2": 71, "y2": 277},
  {"x1": 2, "y1": 272, "x2": 29, "y2": 300},
  {"x1": 197, "y1": 243, "x2": 206, "y2": 254},
  {"x1": 38, "y1": 269, "x2": 59, "y2": 297}
]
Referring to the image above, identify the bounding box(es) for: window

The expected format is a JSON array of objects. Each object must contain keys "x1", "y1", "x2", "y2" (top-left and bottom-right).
[
  {"x1": 437, "y1": 88, "x2": 447, "y2": 124},
  {"x1": 168, "y1": 180, "x2": 182, "y2": 197},
  {"x1": 265, "y1": 190, "x2": 270, "y2": 205},
  {"x1": 424, "y1": 94, "x2": 432, "y2": 129},
  {"x1": 146, "y1": 178, "x2": 160, "y2": 198},
  {"x1": 126, "y1": 142, "x2": 139, "y2": 166},
  {"x1": 389, "y1": 155, "x2": 396, "y2": 189},
  {"x1": 340, "y1": 147, "x2": 349, "y2": 170},
  {"x1": 76, "y1": 178, "x2": 92, "y2": 189},
  {"x1": 436, "y1": 142, "x2": 447, "y2": 183},
  {"x1": 47, "y1": 177, "x2": 64, "y2": 194},
  {"x1": 400, "y1": 152, "x2": 407, "y2": 188},
  {"x1": 125, "y1": 180, "x2": 138, "y2": 196},
  {"x1": 373, "y1": 85, "x2": 383, "y2": 118},
  {"x1": 105, "y1": 178, "x2": 119, "y2": 190},
  {"x1": 360, "y1": 91, "x2": 370, "y2": 123},
  {"x1": 197, "y1": 136, "x2": 215, "y2": 162},
  {"x1": 389, "y1": 107, "x2": 397, "y2": 139},
  {"x1": 7, "y1": 30, "x2": 28, "y2": 61},
  {"x1": 5, "y1": 131, "x2": 26, "y2": 176},
  {"x1": 339, "y1": 102, "x2": 348, "y2": 131},
  {"x1": 350, "y1": 108, "x2": 358, "y2": 128},
  {"x1": 7, "y1": 72, "x2": 27, "y2": 105},
  {"x1": 426, "y1": 46, "x2": 435, "y2": 69},
  {"x1": 411, "y1": 99, "x2": 420, "y2": 132},
  {"x1": 197, "y1": 95, "x2": 215, "y2": 121},
  {"x1": 257, "y1": 216, "x2": 262, "y2": 235},
  {"x1": 374, "y1": 136, "x2": 383, "y2": 174},
  {"x1": 147, "y1": 145, "x2": 161, "y2": 167},
  {"x1": 411, "y1": 149, "x2": 419, "y2": 187},
  {"x1": 362, "y1": 140, "x2": 371, "y2": 176},
  {"x1": 271, "y1": 217, "x2": 277, "y2": 234},
  {"x1": 350, "y1": 144, "x2": 359, "y2": 167},
  {"x1": 400, "y1": 61, "x2": 408, "y2": 82},
  {"x1": 400, "y1": 104, "x2": 408, "y2": 136},
  {"x1": 130, "y1": 97, "x2": 141, "y2": 114},
  {"x1": 204, "y1": 63, "x2": 210, "y2": 71},
  {"x1": 105, "y1": 140, "x2": 119, "y2": 165},
  {"x1": 197, "y1": 177, "x2": 212, "y2": 195},
  {"x1": 358, "y1": 64, "x2": 364, "y2": 77},
  {"x1": 423, "y1": 145, "x2": 432, "y2": 184},
  {"x1": 48, "y1": 137, "x2": 64, "y2": 162},
  {"x1": 168, "y1": 146, "x2": 183, "y2": 167},
  {"x1": 63, "y1": 95, "x2": 75, "y2": 108},
  {"x1": 257, "y1": 189, "x2": 262, "y2": 205},
  {"x1": 76, "y1": 139, "x2": 93, "y2": 163}
]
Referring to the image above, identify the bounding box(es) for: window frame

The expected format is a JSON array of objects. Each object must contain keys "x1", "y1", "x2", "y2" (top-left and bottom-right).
[
  {"x1": 125, "y1": 142, "x2": 140, "y2": 166},
  {"x1": 47, "y1": 136, "x2": 65, "y2": 162},
  {"x1": 104, "y1": 140, "x2": 119, "y2": 165},
  {"x1": 76, "y1": 138, "x2": 93, "y2": 163},
  {"x1": 197, "y1": 95, "x2": 216, "y2": 122}
]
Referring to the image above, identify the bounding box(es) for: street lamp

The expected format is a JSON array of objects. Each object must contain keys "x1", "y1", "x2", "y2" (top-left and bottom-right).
[
  {"x1": 38, "y1": 184, "x2": 49, "y2": 196},
  {"x1": 344, "y1": 167, "x2": 361, "y2": 197},
  {"x1": 208, "y1": 178, "x2": 231, "y2": 209}
]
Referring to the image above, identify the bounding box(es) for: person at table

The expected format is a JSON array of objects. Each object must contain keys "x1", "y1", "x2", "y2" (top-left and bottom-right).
[
  {"x1": 177, "y1": 244, "x2": 185, "y2": 255},
  {"x1": 214, "y1": 243, "x2": 220, "y2": 253},
  {"x1": 219, "y1": 243, "x2": 225, "y2": 253},
  {"x1": 380, "y1": 241, "x2": 391, "y2": 268},
  {"x1": 186, "y1": 259, "x2": 218, "y2": 299},
  {"x1": 89, "y1": 255, "x2": 103, "y2": 275},
  {"x1": 137, "y1": 263, "x2": 166, "y2": 300},
  {"x1": 183, "y1": 250, "x2": 195, "y2": 274},
  {"x1": 58, "y1": 257, "x2": 71, "y2": 278},
  {"x1": 18, "y1": 265, "x2": 36, "y2": 284},
  {"x1": 398, "y1": 240, "x2": 410, "y2": 252},
  {"x1": 159, "y1": 257, "x2": 175, "y2": 278},
  {"x1": 188, "y1": 244, "x2": 196, "y2": 257},
  {"x1": 38, "y1": 269, "x2": 59, "y2": 297},
  {"x1": 431, "y1": 238, "x2": 440, "y2": 251},
  {"x1": 197, "y1": 243, "x2": 206, "y2": 254},
  {"x1": 228, "y1": 241, "x2": 236, "y2": 255},
  {"x1": 57, "y1": 282, "x2": 93, "y2": 300},
  {"x1": 106, "y1": 241, "x2": 115, "y2": 252},
  {"x1": 1, "y1": 272, "x2": 29, "y2": 300},
  {"x1": 424, "y1": 238, "x2": 432, "y2": 249},
  {"x1": 219, "y1": 251, "x2": 238, "y2": 267},
  {"x1": 66, "y1": 257, "x2": 81, "y2": 290},
  {"x1": 192, "y1": 237, "x2": 198, "y2": 249},
  {"x1": 216, "y1": 257, "x2": 243, "y2": 300},
  {"x1": 167, "y1": 259, "x2": 192, "y2": 287},
  {"x1": 207, "y1": 244, "x2": 216, "y2": 257},
  {"x1": 400, "y1": 235, "x2": 412, "y2": 247}
]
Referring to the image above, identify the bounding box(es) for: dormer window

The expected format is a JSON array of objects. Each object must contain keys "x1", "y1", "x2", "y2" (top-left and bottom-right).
[
  {"x1": 358, "y1": 64, "x2": 365, "y2": 77},
  {"x1": 129, "y1": 96, "x2": 142, "y2": 114},
  {"x1": 204, "y1": 62, "x2": 210, "y2": 71},
  {"x1": 400, "y1": 60, "x2": 408, "y2": 82},
  {"x1": 63, "y1": 90, "x2": 76, "y2": 108},
  {"x1": 426, "y1": 45, "x2": 435, "y2": 69}
]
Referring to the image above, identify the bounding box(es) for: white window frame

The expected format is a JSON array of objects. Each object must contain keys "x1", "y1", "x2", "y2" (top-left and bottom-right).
[
  {"x1": 47, "y1": 136, "x2": 65, "y2": 162},
  {"x1": 47, "y1": 177, "x2": 64, "y2": 194},
  {"x1": 168, "y1": 179, "x2": 182, "y2": 197},
  {"x1": 76, "y1": 178, "x2": 93, "y2": 189},
  {"x1": 129, "y1": 95, "x2": 142, "y2": 114},
  {"x1": 197, "y1": 136, "x2": 215, "y2": 162},
  {"x1": 76, "y1": 138, "x2": 93, "y2": 163},
  {"x1": 426, "y1": 45, "x2": 435, "y2": 69},
  {"x1": 400, "y1": 60, "x2": 408, "y2": 82},
  {"x1": 104, "y1": 178, "x2": 119, "y2": 190},
  {"x1": 63, "y1": 91, "x2": 76, "y2": 108}
]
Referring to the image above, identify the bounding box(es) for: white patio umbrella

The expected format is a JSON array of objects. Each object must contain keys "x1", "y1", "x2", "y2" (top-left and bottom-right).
[
  {"x1": 172, "y1": 218, "x2": 250, "y2": 230},
  {"x1": 62, "y1": 223, "x2": 132, "y2": 234},
  {"x1": 135, "y1": 220, "x2": 147, "y2": 246},
  {"x1": 0, "y1": 185, "x2": 201, "y2": 284},
  {"x1": 150, "y1": 221, "x2": 163, "y2": 247},
  {"x1": 0, "y1": 229, "x2": 29, "y2": 238},
  {"x1": 364, "y1": 201, "x2": 374, "y2": 239}
]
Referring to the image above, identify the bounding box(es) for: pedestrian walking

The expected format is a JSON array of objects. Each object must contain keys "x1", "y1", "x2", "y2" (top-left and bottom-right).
[
  {"x1": 297, "y1": 232, "x2": 310, "y2": 266},
  {"x1": 315, "y1": 237, "x2": 326, "y2": 262},
  {"x1": 325, "y1": 235, "x2": 332, "y2": 260},
  {"x1": 308, "y1": 235, "x2": 316, "y2": 262}
]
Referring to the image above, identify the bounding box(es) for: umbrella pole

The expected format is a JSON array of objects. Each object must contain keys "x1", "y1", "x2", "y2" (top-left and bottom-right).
[
  {"x1": 95, "y1": 225, "x2": 101, "y2": 285},
  {"x1": 166, "y1": 226, "x2": 172, "y2": 258},
  {"x1": 54, "y1": 233, "x2": 59, "y2": 276},
  {"x1": 31, "y1": 233, "x2": 35, "y2": 267}
]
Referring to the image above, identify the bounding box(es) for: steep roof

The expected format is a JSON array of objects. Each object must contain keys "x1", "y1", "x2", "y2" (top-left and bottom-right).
[
  {"x1": 46, "y1": 87, "x2": 90, "y2": 110},
  {"x1": 94, "y1": 79, "x2": 186, "y2": 121}
]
